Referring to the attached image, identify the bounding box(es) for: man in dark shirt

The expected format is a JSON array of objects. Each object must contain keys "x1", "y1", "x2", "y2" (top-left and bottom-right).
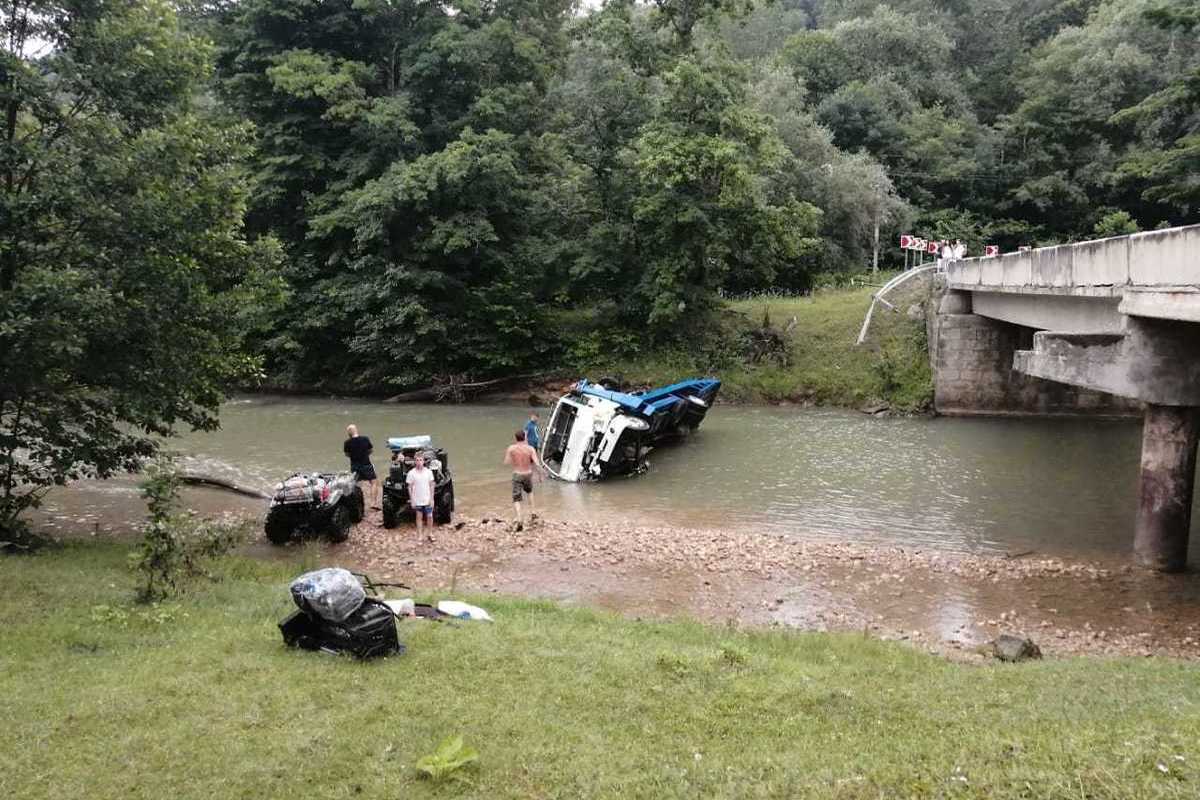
[{"x1": 343, "y1": 424, "x2": 379, "y2": 511}]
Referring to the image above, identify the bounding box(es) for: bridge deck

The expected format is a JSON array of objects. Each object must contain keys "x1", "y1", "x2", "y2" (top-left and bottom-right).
[
  {"x1": 945, "y1": 224, "x2": 1198, "y2": 296},
  {"x1": 944, "y1": 224, "x2": 1199, "y2": 325}
]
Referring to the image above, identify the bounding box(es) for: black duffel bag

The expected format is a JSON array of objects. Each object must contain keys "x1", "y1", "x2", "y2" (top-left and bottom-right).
[{"x1": 279, "y1": 596, "x2": 405, "y2": 659}]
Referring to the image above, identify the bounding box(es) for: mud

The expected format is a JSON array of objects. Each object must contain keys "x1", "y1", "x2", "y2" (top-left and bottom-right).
[{"x1": 307, "y1": 512, "x2": 1200, "y2": 661}]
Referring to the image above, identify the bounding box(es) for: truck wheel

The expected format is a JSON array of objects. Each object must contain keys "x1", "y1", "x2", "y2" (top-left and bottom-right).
[
  {"x1": 264, "y1": 508, "x2": 294, "y2": 545},
  {"x1": 326, "y1": 504, "x2": 352, "y2": 543},
  {"x1": 382, "y1": 496, "x2": 398, "y2": 529},
  {"x1": 349, "y1": 486, "x2": 365, "y2": 522}
]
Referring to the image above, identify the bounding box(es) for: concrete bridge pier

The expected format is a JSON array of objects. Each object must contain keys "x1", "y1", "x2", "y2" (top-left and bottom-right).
[{"x1": 1134, "y1": 405, "x2": 1199, "y2": 572}]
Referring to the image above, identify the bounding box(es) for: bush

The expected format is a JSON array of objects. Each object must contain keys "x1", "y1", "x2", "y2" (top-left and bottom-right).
[{"x1": 131, "y1": 459, "x2": 251, "y2": 602}]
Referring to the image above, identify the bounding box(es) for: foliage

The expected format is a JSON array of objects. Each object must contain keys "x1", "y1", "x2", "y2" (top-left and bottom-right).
[
  {"x1": 1113, "y1": 1, "x2": 1200, "y2": 211},
  {"x1": 210, "y1": 0, "x2": 1200, "y2": 395},
  {"x1": 131, "y1": 458, "x2": 249, "y2": 601},
  {"x1": 217, "y1": 0, "x2": 575, "y2": 390},
  {"x1": 629, "y1": 54, "x2": 822, "y2": 330},
  {"x1": 415, "y1": 735, "x2": 481, "y2": 783},
  {"x1": 0, "y1": 0, "x2": 282, "y2": 532},
  {"x1": 1094, "y1": 209, "x2": 1141, "y2": 237}
]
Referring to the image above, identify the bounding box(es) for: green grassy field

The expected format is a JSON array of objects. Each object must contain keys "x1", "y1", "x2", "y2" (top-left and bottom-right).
[
  {"x1": 4, "y1": 545, "x2": 1199, "y2": 799},
  {"x1": 581, "y1": 278, "x2": 934, "y2": 411}
]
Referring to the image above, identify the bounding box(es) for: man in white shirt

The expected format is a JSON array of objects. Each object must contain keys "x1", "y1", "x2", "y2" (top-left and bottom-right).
[{"x1": 405, "y1": 452, "x2": 437, "y2": 536}]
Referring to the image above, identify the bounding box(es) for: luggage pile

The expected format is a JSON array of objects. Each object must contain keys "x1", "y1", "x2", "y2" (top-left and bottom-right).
[
  {"x1": 279, "y1": 568, "x2": 405, "y2": 659},
  {"x1": 277, "y1": 474, "x2": 325, "y2": 503}
]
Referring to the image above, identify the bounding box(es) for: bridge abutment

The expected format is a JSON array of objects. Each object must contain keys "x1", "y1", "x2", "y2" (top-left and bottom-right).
[
  {"x1": 1134, "y1": 405, "x2": 1199, "y2": 572},
  {"x1": 929, "y1": 290, "x2": 1135, "y2": 416}
]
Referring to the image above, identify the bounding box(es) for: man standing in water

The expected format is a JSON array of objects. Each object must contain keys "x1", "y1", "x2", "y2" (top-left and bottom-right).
[
  {"x1": 523, "y1": 411, "x2": 541, "y2": 451},
  {"x1": 343, "y1": 424, "x2": 379, "y2": 511},
  {"x1": 504, "y1": 429, "x2": 545, "y2": 531},
  {"x1": 406, "y1": 451, "x2": 436, "y2": 537}
]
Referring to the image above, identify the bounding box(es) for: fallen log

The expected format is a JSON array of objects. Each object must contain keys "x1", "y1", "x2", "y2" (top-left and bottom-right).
[
  {"x1": 383, "y1": 373, "x2": 550, "y2": 404},
  {"x1": 179, "y1": 474, "x2": 269, "y2": 500}
]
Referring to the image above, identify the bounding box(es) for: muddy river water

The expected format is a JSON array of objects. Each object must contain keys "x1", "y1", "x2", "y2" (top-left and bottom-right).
[{"x1": 33, "y1": 395, "x2": 1199, "y2": 564}]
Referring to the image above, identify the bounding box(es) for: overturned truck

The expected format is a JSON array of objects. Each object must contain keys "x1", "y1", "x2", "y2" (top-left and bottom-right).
[{"x1": 540, "y1": 378, "x2": 720, "y2": 481}]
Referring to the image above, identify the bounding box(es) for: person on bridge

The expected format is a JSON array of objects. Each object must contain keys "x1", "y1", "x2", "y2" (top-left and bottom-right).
[
  {"x1": 343, "y1": 424, "x2": 379, "y2": 512},
  {"x1": 952, "y1": 239, "x2": 967, "y2": 260},
  {"x1": 504, "y1": 429, "x2": 547, "y2": 531}
]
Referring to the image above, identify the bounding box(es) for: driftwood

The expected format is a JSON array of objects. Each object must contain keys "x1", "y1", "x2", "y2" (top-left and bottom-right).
[
  {"x1": 179, "y1": 474, "x2": 269, "y2": 500},
  {"x1": 384, "y1": 373, "x2": 548, "y2": 404}
]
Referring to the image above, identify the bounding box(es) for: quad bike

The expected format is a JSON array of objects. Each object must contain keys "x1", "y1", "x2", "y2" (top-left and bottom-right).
[
  {"x1": 381, "y1": 435, "x2": 455, "y2": 528},
  {"x1": 264, "y1": 472, "x2": 364, "y2": 545}
]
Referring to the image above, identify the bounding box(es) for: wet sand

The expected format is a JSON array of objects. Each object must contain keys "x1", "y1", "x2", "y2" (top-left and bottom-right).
[{"x1": 305, "y1": 511, "x2": 1200, "y2": 661}]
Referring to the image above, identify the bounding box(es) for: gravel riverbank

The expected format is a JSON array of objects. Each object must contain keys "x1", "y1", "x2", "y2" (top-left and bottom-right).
[{"x1": 332, "y1": 512, "x2": 1200, "y2": 661}]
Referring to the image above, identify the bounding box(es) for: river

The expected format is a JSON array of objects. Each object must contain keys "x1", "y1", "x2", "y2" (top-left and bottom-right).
[{"x1": 31, "y1": 395, "x2": 1199, "y2": 563}]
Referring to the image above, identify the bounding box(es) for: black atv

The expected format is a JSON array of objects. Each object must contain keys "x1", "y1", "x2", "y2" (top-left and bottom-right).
[
  {"x1": 381, "y1": 436, "x2": 455, "y2": 528},
  {"x1": 264, "y1": 472, "x2": 364, "y2": 544}
]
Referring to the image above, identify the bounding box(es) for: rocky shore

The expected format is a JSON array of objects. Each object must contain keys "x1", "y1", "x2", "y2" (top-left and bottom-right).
[{"x1": 335, "y1": 513, "x2": 1200, "y2": 661}]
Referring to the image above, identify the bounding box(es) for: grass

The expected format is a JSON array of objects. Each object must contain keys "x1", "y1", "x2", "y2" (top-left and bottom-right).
[
  {"x1": 3, "y1": 544, "x2": 1199, "y2": 799},
  {"x1": 580, "y1": 277, "x2": 934, "y2": 411}
]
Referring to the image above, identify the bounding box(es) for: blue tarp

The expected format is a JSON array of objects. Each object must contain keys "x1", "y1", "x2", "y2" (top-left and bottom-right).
[{"x1": 576, "y1": 378, "x2": 720, "y2": 417}]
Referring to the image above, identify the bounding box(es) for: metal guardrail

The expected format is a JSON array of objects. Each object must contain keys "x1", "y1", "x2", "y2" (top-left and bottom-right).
[{"x1": 855, "y1": 262, "x2": 944, "y2": 345}]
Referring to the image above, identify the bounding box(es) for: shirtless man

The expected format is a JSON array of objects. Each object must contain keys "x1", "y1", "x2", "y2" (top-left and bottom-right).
[{"x1": 503, "y1": 429, "x2": 546, "y2": 531}]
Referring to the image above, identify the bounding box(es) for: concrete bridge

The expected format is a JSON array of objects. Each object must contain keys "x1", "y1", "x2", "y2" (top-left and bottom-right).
[{"x1": 932, "y1": 224, "x2": 1200, "y2": 571}]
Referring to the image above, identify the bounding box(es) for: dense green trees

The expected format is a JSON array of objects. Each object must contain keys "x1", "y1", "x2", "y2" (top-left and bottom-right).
[
  {"x1": 203, "y1": 0, "x2": 1199, "y2": 388},
  {"x1": 0, "y1": 0, "x2": 281, "y2": 536},
  {"x1": 5, "y1": 0, "x2": 1200, "y2": 462}
]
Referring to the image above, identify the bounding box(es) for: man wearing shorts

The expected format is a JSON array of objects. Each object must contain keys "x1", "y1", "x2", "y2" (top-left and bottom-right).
[
  {"x1": 406, "y1": 451, "x2": 436, "y2": 536},
  {"x1": 504, "y1": 429, "x2": 545, "y2": 531},
  {"x1": 343, "y1": 424, "x2": 379, "y2": 511}
]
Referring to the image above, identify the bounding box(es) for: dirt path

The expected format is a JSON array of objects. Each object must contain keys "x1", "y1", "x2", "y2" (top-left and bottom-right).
[{"x1": 315, "y1": 512, "x2": 1200, "y2": 661}]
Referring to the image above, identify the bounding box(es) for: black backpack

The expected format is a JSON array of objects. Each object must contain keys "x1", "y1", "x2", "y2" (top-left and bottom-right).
[{"x1": 279, "y1": 596, "x2": 404, "y2": 659}]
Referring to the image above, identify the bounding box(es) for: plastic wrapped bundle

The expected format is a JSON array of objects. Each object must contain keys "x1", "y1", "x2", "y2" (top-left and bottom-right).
[
  {"x1": 289, "y1": 568, "x2": 366, "y2": 622},
  {"x1": 276, "y1": 474, "x2": 318, "y2": 503}
]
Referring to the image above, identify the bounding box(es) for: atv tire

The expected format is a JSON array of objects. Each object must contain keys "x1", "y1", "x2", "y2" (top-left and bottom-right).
[
  {"x1": 434, "y1": 483, "x2": 454, "y2": 525},
  {"x1": 326, "y1": 503, "x2": 352, "y2": 543},
  {"x1": 264, "y1": 508, "x2": 295, "y2": 545},
  {"x1": 381, "y1": 495, "x2": 399, "y2": 529},
  {"x1": 349, "y1": 486, "x2": 365, "y2": 523}
]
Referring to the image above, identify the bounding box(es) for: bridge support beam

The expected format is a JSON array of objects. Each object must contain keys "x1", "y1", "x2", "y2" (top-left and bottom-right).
[{"x1": 1134, "y1": 405, "x2": 1199, "y2": 572}]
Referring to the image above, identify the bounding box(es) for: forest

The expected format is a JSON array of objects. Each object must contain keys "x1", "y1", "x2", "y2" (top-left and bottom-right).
[
  {"x1": 2, "y1": 1, "x2": 1199, "y2": 529},
  {"x1": 207, "y1": 0, "x2": 1200, "y2": 391}
]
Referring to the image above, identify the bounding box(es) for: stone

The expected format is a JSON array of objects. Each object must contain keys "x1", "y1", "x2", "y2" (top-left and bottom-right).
[{"x1": 992, "y1": 634, "x2": 1043, "y2": 662}]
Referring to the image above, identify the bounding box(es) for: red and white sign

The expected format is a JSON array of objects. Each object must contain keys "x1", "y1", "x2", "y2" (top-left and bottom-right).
[
  {"x1": 900, "y1": 234, "x2": 913, "y2": 249},
  {"x1": 927, "y1": 241, "x2": 940, "y2": 254},
  {"x1": 984, "y1": 245, "x2": 999, "y2": 257}
]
